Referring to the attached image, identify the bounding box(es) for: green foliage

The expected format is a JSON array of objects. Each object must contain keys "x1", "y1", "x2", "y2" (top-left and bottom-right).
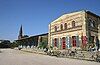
[
  {"x1": 50, "y1": 46, "x2": 53, "y2": 50},
  {"x1": 38, "y1": 41, "x2": 48, "y2": 49},
  {"x1": 10, "y1": 41, "x2": 19, "y2": 49},
  {"x1": 0, "y1": 40, "x2": 11, "y2": 48}
]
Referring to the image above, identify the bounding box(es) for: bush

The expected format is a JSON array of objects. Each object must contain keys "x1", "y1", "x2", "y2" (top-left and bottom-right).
[{"x1": 38, "y1": 41, "x2": 48, "y2": 49}]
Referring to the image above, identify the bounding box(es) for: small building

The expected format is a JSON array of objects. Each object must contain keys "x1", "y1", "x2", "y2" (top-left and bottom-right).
[
  {"x1": 16, "y1": 25, "x2": 48, "y2": 48},
  {"x1": 48, "y1": 10, "x2": 100, "y2": 50},
  {"x1": 16, "y1": 33, "x2": 48, "y2": 48}
]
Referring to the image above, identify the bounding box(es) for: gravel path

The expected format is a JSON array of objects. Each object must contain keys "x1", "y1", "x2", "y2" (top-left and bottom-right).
[{"x1": 0, "y1": 49, "x2": 99, "y2": 65}]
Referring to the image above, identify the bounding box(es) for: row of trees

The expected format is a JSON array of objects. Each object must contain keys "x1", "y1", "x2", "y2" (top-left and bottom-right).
[
  {"x1": 0, "y1": 36, "x2": 48, "y2": 49},
  {"x1": 0, "y1": 40, "x2": 18, "y2": 48},
  {"x1": 0, "y1": 40, "x2": 11, "y2": 48}
]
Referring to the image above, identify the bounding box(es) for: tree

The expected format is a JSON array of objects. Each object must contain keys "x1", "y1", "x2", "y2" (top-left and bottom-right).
[
  {"x1": 0, "y1": 40, "x2": 11, "y2": 48},
  {"x1": 10, "y1": 41, "x2": 19, "y2": 49}
]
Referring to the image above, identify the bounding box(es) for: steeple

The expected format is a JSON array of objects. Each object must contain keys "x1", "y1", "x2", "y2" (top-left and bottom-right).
[{"x1": 18, "y1": 25, "x2": 23, "y2": 40}]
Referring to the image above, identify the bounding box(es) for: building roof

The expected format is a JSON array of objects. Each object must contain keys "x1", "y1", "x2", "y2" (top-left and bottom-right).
[
  {"x1": 86, "y1": 10, "x2": 100, "y2": 18},
  {"x1": 50, "y1": 10, "x2": 100, "y2": 25},
  {"x1": 15, "y1": 33, "x2": 48, "y2": 41}
]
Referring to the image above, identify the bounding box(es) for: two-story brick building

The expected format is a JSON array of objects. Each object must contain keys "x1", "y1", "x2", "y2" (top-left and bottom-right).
[{"x1": 48, "y1": 10, "x2": 100, "y2": 50}]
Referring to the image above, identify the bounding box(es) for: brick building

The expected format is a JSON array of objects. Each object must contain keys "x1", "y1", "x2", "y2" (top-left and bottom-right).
[
  {"x1": 16, "y1": 25, "x2": 48, "y2": 48},
  {"x1": 48, "y1": 10, "x2": 100, "y2": 50}
]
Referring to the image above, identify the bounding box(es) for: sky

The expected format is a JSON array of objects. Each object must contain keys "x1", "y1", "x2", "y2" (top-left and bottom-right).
[{"x1": 0, "y1": 0, "x2": 100, "y2": 41}]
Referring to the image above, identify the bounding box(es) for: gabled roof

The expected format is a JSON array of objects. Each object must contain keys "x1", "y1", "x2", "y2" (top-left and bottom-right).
[
  {"x1": 50, "y1": 10, "x2": 85, "y2": 24},
  {"x1": 50, "y1": 10, "x2": 100, "y2": 25}
]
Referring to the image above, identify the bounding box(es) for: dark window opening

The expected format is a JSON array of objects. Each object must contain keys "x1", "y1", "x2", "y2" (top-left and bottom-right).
[
  {"x1": 55, "y1": 26, "x2": 57, "y2": 32},
  {"x1": 72, "y1": 21, "x2": 75, "y2": 28},
  {"x1": 64, "y1": 23, "x2": 67, "y2": 30},
  {"x1": 60, "y1": 24, "x2": 63, "y2": 30},
  {"x1": 54, "y1": 38, "x2": 57, "y2": 47}
]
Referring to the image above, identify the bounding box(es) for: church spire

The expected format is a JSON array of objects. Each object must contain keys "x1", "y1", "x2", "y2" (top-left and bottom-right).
[{"x1": 18, "y1": 25, "x2": 23, "y2": 40}]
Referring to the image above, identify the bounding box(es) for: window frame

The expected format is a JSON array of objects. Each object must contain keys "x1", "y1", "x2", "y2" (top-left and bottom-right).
[
  {"x1": 72, "y1": 21, "x2": 75, "y2": 28},
  {"x1": 64, "y1": 23, "x2": 67, "y2": 30},
  {"x1": 60, "y1": 24, "x2": 63, "y2": 30},
  {"x1": 54, "y1": 26, "x2": 57, "y2": 32}
]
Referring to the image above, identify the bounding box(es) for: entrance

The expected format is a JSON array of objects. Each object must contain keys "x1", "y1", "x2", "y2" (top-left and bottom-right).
[
  {"x1": 82, "y1": 36, "x2": 87, "y2": 46},
  {"x1": 54, "y1": 38, "x2": 57, "y2": 47},
  {"x1": 72, "y1": 36, "x2": 76, "y2": 47},
  {"x1": 62, "y1": 37, "x2": 66, "y2": 49}
]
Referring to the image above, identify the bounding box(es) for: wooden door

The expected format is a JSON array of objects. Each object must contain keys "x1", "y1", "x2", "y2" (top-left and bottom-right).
[
  {"x1": 62, "y1": 37, "x2": 66, "y2": 49},
  {"x1": 72, "y1": 36, "x2": 76, "y2": 47}
]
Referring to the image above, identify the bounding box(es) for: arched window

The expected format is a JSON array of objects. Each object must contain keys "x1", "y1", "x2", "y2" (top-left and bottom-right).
[
  {"x1": 64, "y1": 23, "x2": 67, "y2": 30},
  {"x1": 72, "y1": 21, "x2": 75, "y2": 28},
  {"x1": 88, "y1": 19, "x2": 91, "y2": 26},
  {"x1": 92, "y1": 21, "x2": 95, "y2": 27},
  {"x1": 90, "y1": 19, "x2": 93, "y2": 27},
  {"x1": 55, "y1": 26, "x2": 57, "y2": 32},
  {"x1": 60, "y1": 24, "x2": 63, "y2": 30},
  {"x1": 89, "y1": 19, "x2": 95, "y2": 27}
]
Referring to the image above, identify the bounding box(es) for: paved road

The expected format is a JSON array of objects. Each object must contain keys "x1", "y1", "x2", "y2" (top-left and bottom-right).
[{"x1": 0, "y1": 49, "x2": 99, "y2": 65}]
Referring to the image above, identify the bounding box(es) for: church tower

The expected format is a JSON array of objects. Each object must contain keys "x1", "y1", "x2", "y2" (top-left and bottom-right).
[{"x1": 18, "y1": 25, "x2": 23, "y2": 40}]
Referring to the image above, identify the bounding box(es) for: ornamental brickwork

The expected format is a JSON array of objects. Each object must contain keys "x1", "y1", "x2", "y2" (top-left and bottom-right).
[{"x1": 48, "y1": 10, "x2": 100, "y2": 50}]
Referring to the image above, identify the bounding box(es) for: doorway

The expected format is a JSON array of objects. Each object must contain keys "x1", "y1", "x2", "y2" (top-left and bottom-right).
[
  {"x1": 72, "y1": 36, "x2": 76, "y2": 47},
  {"x1": 62, "y1": 37, "x2": 66, "y2": 49}
]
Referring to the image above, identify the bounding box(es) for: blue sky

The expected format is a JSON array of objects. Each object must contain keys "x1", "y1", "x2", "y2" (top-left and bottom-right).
[{"x1": 0, "y1": 0, "x2": 100, "y2": 41}]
